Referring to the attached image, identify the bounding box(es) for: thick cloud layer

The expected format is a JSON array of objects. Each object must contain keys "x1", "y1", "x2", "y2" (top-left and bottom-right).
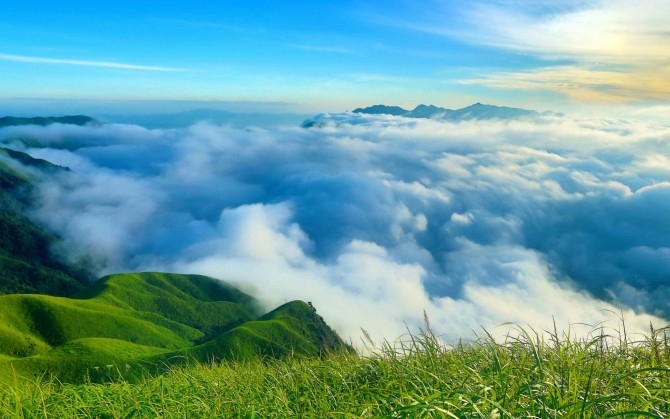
[{"x1": 2, "y1": 114, "x2": 669, "y2": 343}]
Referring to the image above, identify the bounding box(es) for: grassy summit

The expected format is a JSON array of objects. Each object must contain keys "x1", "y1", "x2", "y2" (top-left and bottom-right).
[{"x1": 0, "y1": 272, "x2": 351, "y2": 384}]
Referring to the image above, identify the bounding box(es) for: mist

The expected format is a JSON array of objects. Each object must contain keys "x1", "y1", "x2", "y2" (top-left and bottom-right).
[{"x1": 2, "y1": 113, "x2": 669, "y2": 343}]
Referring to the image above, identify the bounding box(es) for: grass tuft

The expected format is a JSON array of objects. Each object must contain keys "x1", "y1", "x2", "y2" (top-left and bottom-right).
[{"x1": 1, "y1": 319, "x2": 668, "y2": 417}]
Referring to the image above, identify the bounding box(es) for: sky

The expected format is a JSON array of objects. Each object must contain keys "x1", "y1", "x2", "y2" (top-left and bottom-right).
[{"x1": 2, "y1": 0, "x2": 670, "y2": 116}]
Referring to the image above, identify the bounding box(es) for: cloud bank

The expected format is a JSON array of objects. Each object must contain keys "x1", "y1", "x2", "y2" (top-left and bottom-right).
[{"x1": 2, "y1": 114, "x2": 669, "y2": 343}]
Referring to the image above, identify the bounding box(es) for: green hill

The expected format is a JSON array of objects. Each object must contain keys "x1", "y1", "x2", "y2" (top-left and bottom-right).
[
  {"x1": 185, "y1": 300, "x2": 346, "y2": 361},
  {"x1": 75, "y1": 272, "x2": 258, "y2": 340},
  {"x1": 0, "y1": 147, "x2": 88, "y2": 296},
  {"x1": 0, "y1": 128, "x2": 351, "y2": 384},
  {"x1": 0, "y1": 272, "x2": 350, "y2": 383}
]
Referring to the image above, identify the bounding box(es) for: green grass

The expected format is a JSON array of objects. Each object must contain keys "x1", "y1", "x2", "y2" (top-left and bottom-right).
[
  {"x1": 75, "y1": 272, "x2": 258, "y2": 340},
  {"x1": 6, "y1": 339, "x2": 171, "y2": 384},
  {"x1": 0, "y1": 146, "x2": 89, "y2": 297},
  {"x1": 0, "y1": 272, "x2": 350, "y2": 385},
  {"x1": 0, "y1": 320, "x2": 667, "y2": 418}
]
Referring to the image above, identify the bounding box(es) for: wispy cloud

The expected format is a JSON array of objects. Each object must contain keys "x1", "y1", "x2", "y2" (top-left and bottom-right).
[
  {"x1": 458, "y1": 1, "x2": 670, "y2": 63},
  {"x1": 461, "y1": 64, "x2": 670, "y2": 102},
  {"x1": 377, "y1": 0, "x2": 670, "y2": 102},
  {"x1": 0, "y1": 53, "x2": 184, "y2": 72},
  {"x1": 460, "y1": 1, "x2": 670, "y2": 102}
]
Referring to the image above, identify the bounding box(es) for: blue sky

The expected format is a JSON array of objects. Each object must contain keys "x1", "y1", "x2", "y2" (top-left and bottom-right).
[{"x1": 2, "y1": 0, "x2": 669, "y2": 115}]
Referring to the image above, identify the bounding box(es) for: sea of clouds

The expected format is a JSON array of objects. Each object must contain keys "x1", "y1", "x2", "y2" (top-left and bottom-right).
[{"x1": 1, "y1": 112, "x2": 669, "y2": 343}]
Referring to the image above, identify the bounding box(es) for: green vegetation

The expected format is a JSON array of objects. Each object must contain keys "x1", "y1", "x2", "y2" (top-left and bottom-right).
[
  {"x1": 0, "y1": 321, "x2": 667, "y2": 417},
  {"x1": 0, "y1": 147, "x2": 88, "y2": 296},
  {"x1": 0, "y1": 148, "x2": 67, "y2": 173},
  {"x1": 187, "y1": 300, "x2": 347, "y2": 361},
  {"x1": 0, "y1": 138, "x2": 351, "y2": 388},
  {"x1": 0, "y1": 272, "x2": 350, "y2": 385}
]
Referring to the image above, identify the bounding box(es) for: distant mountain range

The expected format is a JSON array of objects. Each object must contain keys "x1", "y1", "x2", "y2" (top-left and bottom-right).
[
  {"x1": 0, "y1": 104, "x2": 558, "y2": 131},
  {"x1": 0, "y1": 111, "x2": 310, "y2": 129},
  {"x1": 352, "y1": 103, "x2": 561, "y2": 121},
  {"x1": 0, "y1": 115, "x2": 100, "y2": 127}
]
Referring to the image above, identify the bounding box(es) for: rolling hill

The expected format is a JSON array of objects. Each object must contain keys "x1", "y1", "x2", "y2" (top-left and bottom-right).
[
  {"x1": 0, "y1": 115, "x2": 351, "y2": 384},
  {"x1": 0, "y1": 272, "x2": 351, "y2": 383}
]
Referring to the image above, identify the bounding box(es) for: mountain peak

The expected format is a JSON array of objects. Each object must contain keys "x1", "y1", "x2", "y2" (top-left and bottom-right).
[
  {"x1": 351, "y1": 105, "x2": 408, "y2": 116},
  {"x1": 406, "y1": 104, "x2": 447, "y2": 118},
  {"x1": 350, "y1": 102, "x2": 548, "y2": 121}
]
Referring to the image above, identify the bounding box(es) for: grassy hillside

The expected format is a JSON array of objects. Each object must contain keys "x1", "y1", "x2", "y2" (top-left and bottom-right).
[
  {"x1": 185, "y1": 300, "x2": 346, "y2": 361},
  {"x1": 0, "y1": 147, "x2": 88, "y2": 296},
  {"x1": 75, "y1": 272, "x2": 257, "y2": 339},
  {"x1": 0, "y1": 272, "x2": 351, "y2": 384},
  {"x1": 0, "y1": 324, "x2": 667, "y2": 417},
  {"x1": 0, "y1": 136, "x2": 352, "y2": 385}
]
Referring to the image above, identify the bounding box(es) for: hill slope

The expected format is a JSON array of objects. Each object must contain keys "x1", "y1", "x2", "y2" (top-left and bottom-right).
[
  {"x1": 0, "y1": 147, "x2": 88, "y2": 296},
  {"x1": 0, "y1": 272, "x2": 350, "y2": 383},
  {"x1": 186, "y1": 300, "x2": 346, "y2": 361}
]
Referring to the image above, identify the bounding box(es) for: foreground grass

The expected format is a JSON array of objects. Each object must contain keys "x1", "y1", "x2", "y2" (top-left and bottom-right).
[{"x1": 1, "y1": 321, "x2": 668, "y2": 418}]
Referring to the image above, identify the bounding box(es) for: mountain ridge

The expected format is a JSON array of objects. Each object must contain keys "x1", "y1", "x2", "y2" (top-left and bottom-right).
[
  {"x1": 0, "y1": 147, "x2": 88, "y2": 296},
  {"x1": 0, "y1": 115, "x2": 100, "y2": 127},
  {"x1": 352, "y1": 102, "x2": 560, "y2": 121},
  {"x1": 0, "y1": 272, "x2": 351, "y2": 383}
]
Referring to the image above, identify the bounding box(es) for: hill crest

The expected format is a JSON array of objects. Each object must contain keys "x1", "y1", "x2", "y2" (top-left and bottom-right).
[
  {"x1": 0, "y1": 115, "x2": 100, "y2": 127},
  {"x1": 0, "y1": 272, "x2": 351, "y2": 383},
  {"x1": 351, "y1": 102, "x2": 560, "y2": 121}
]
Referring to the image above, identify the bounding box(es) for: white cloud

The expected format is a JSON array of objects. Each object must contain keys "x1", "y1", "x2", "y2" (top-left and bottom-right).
[
  {"x1": 6, "y1": 112, "x2": 670, "y2": 343},
  {"x1": 380, "y1": 0, "x2": 670, "y2": 102},
  {"x1": 463, "y1": 1, "x2": 670, "y2": 63},
  {"x1": 0, "y1": 52, "x2": 184, "y2": 72}
]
